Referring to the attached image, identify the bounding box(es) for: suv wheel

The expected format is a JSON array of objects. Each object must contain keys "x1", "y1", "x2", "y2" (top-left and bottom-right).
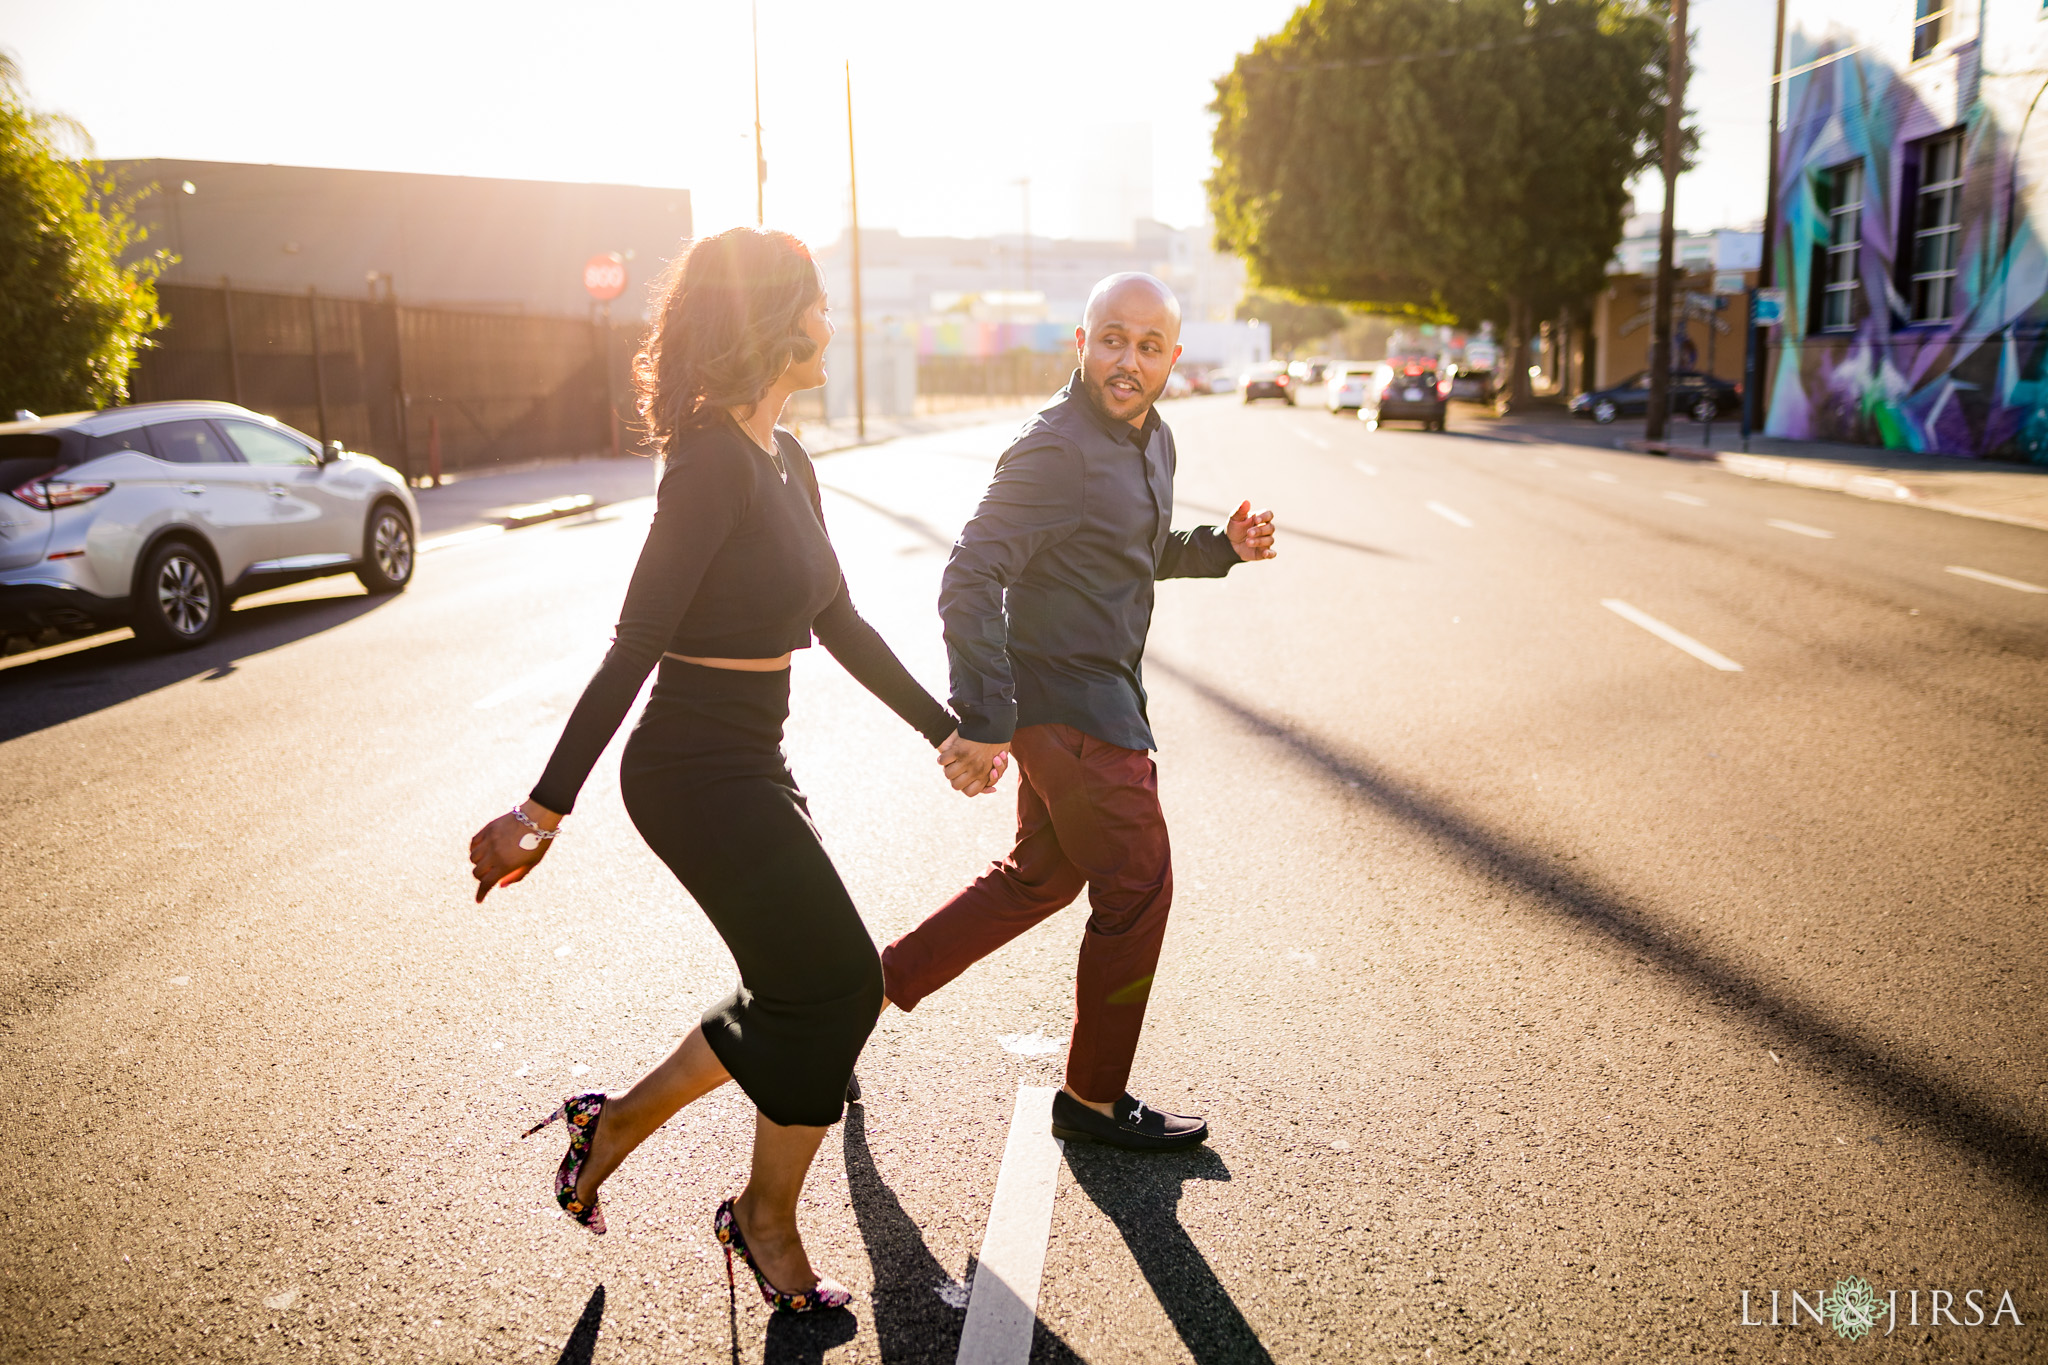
[
  {"x1": 1592, "y1": 399, "x2": 1619, "y2": 424},
  {"x1": 132, "y1": 541, "x2": 222, "y2": 650},
  {"x1": 357, "y1": 503, "x2": 415, "y2": 594}
]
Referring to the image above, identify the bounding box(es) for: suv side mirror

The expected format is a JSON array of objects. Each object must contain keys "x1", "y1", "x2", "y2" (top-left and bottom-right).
[{"x1": 320, "y1": 440, "x2": 344, "y2": 465}]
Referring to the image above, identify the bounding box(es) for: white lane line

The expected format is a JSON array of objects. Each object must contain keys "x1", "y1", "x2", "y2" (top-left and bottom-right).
[
  {"x1": 1295, "y1": 430, "x2": 1331, "y2": 449},
  {"x1": 1946, "y1": 564, "x2": 2048, "y2": 594},
  {"x1": 1590, "y1": 471, "x2": 1621, "y2": 484},
  {"x1": 1535, "y1": 456, "x2": 1560, "y2": 468},
  {"x1": 1601, "y1": 599, "x2": 1744, "y2": 671},
  {"x1": 1767, "y1": 519, "x2": 1836, "y2": 539},
  {"x1": 1353, "y1": 460, "x2": 1379, "y2": 476},
  {"x1": 1426, "y1": 501, "x2": 1474, "y2": 528},
  {"x1": 419, "y1": 525, "x2": 506, "y2": 554},
  {"x1": 956, "y1": 1087, "x2": 1062, "y2": 1365},
  {"x1": 1664, "y1": 491, "x2": 1708, "y2": 506}
]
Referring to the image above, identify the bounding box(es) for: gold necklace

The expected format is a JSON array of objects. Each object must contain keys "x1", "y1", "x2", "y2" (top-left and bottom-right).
[{"x1": 731, "y1": 413, "x2": 786, "y2": 478}]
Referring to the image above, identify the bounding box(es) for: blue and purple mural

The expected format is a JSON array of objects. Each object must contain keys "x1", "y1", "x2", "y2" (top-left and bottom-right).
[{"x1": 1766, "y1": 6, "x2": 2048, "y2": 463}]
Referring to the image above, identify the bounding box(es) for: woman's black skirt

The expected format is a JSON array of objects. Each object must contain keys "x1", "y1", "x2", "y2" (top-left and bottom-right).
[{"x1": 620, "y1": 657, "x2": 882, "y2": 1127}]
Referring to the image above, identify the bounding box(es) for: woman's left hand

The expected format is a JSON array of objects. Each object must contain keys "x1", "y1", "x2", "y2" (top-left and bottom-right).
[{"x1": 468, "y1": 803, "x2": 559, "y2": 904}]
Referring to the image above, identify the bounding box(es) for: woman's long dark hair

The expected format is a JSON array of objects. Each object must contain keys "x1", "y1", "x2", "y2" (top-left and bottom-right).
[{"x1": 634, "y1": 227, "x2": 822, "y2": 457}]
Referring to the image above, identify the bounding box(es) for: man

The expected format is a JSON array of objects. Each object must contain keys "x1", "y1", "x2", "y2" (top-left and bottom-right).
[{"x1": 880, "y1": 273, "x2": 1276, "y2": 1152}]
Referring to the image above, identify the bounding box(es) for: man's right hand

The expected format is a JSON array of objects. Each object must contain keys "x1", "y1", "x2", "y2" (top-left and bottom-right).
[{"x1": 938, "y1": 731, "x2": 1010, "y2": 798}]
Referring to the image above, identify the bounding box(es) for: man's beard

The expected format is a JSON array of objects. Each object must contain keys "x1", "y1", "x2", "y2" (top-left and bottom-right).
[{"x1": 1084, "y1": 368, "x2": 1162, "y2": 422}]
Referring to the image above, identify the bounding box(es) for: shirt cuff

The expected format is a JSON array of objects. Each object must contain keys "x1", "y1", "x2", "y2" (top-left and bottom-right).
[{"x1": 954, "y1": 700, "x2": 1018, "y2": 745}]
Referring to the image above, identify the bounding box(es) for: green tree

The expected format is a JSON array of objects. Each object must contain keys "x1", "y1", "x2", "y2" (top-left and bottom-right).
[
  {"x1": 0, "y1": 54, "x2": 167, "y2": 415},
  {"x1": 1236, "y1": 287, "x2": 1350, "y2": 355},
  {"x1": 1209, "y1": 0, "x2": 1672, "y2": 404}
]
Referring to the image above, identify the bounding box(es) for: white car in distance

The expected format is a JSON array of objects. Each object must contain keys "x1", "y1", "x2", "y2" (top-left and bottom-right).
[{"x1": 1326, "y1": 363, "x2": 1380, "y2": 413}]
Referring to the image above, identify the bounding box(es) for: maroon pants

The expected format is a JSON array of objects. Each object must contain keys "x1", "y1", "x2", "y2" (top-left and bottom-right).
[{"x1": 881, "y1": 722, "x2": 1172, "y2": 1103}]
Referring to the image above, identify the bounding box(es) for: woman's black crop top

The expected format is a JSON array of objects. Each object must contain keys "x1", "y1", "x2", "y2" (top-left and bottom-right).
[{"x1": 529, "y1": 420, "x2": 957, "y2": 813}]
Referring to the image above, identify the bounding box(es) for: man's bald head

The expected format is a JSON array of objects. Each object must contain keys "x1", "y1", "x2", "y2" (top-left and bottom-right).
[
  {"x1": 1082, "y1": 273, "x2": 1183, "y2": 342},
  {"x1": 1076, "y1": 273, "x2": 1184, "y2": 427}
]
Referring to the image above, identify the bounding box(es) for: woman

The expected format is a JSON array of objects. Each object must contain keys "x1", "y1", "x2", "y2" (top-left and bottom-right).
[{"x1": 467, "y1": 227, "x2": 966, "y2": 1313}]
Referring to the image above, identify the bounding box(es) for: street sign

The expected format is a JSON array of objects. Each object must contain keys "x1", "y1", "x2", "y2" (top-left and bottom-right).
[
  {"x1": 1713, "y1": 271, "x2": 1747, "y2": 296},
  {"x1": 583, "y1": 253, "x2": 627, "y2": 301},
  {"x1": 1752, "y1": 287, "x2": 1786, "y2": 325}
]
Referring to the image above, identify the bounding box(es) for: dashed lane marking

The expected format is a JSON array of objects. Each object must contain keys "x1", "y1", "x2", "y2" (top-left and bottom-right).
[
  {"x1": 1601, "y1": 599, "x2": 1744, "y2": 671},
  {"x1": 956, "y1": 1086, "x2": 1063, "y2": 1365},
  {"x1": 1664, "y1": 492, "x2": 1708, "y2": 506},
  {"x1": 1354, "y1": 461, "x2": 1379, "y2": 476},
  {"x1": 1427, "y1": 501, "x2": 1474, "y2": 528},
  {"x1": 1534, "y1": 457, "x2": 1560, "y2": 468},
  {"x1": 1295, "y1": 430, "x2": 1331, "y2": 449},
  {"x1": 1767, "y1": 519, "x2": 1836, "y2": 539},
  {"x1": 1945, "y1": 565, "x2": 2048, "y2": 594},
  {"x1": 1590, "y1": 471, "x2": 1620, "y2": 484}
]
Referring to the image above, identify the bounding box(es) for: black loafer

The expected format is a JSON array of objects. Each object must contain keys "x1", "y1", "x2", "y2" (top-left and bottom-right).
[{"x1": 1050, "y1": 1090, "x2": 1208, "y2": 1152}]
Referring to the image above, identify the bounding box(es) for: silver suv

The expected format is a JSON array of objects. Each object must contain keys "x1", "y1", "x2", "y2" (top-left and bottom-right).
[{"x1": 1, "y1": 401, "x2": 418, "y2": 650}]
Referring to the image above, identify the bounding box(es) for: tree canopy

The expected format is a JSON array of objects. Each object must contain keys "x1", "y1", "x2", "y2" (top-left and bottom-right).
[
  {"x1": 1209, "y1": 0, "x2": 1674, "y2": 395},
  {"x1": 0, "y1": 54, "x2": 166, "y2": 415}
]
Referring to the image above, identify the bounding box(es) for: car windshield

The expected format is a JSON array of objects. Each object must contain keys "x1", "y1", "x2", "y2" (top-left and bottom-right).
[{"x1": 1398, "y1": 371, "x2": 1438, "y2": 387}]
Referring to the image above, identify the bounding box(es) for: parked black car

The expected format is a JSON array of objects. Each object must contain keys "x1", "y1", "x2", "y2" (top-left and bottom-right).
[{"x1": 1569, "y1": 370, "x2": 1741, "y2": 424}]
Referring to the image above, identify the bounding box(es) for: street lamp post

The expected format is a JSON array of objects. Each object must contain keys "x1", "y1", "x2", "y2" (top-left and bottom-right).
[{"x1": 1742, "y1": 0, "x2": 1790, "y2": 450}]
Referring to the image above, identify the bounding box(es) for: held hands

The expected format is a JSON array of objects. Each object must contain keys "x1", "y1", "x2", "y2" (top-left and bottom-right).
[
  {"x1": 468, "y1": 801, "x2": 561, "y2": 904},
  {"x1": 938, "y1": 730, "x2": 1010, "y2": 798},
  {"x1": 1226, "y1": 500, "x2": 1277, "y2": 561}
]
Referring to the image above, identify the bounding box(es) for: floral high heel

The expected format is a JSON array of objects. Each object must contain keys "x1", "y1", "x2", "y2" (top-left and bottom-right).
[
  {"x1": 714, "y1": 1197, "x2": 851, "y2": 1313},
  {"x1": 522, "y1": 1092, "x2": 608, "y2": 1235}
]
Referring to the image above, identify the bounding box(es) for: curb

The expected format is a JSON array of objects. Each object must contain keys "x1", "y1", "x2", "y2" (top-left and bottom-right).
[{"x1": 1622, "y1": 440, "x2": 2048, "y2": 534}]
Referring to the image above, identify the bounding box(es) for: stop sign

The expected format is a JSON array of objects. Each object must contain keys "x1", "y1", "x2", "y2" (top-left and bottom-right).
[{"x1": 583, "y1": 253, "x2": 627, "y2": 301}]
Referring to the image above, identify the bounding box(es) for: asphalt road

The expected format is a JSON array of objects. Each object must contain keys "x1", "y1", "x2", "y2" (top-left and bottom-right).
[{"x1": 2, "y1": 394, "x2": 2043, "y2": 1363}]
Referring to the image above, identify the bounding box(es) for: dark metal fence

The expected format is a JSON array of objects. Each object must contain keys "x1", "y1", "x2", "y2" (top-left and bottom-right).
[{"x1": 129, "y1": 282, "x2": 644, "y2": 479}]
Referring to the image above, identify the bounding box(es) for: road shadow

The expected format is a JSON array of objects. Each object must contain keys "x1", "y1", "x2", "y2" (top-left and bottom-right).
[
  {"x1": 842, "y1": 1102, "x2": 1087, "y2": 1365},
  {"x1": 842, "y1": 1102, "x2": 969, "y2": 1363},
  {"x1": 817, "y1": 484, "x2": 958, "y2": 553},
  {"x1": 0, "y1": 584, "x2": 390, "y2": 743},
  {"x1": 762, "y1": 1309, "x2": 858, "y2": 1364},
  {"x1": 1146, "y1": 653, "x2": 2048, "y2": 1209},
  {"x1": 1040, "y1": 1144, "x2": 1272, "y2": 1365},
  {"x1": 552, "y1": 1284, "x2": 604, "y2": 1365}
]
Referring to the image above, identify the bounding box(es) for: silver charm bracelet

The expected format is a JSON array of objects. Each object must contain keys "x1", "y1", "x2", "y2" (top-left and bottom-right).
[{"x1": 510, "y1": 806, "x2": 562, "y2": 851}]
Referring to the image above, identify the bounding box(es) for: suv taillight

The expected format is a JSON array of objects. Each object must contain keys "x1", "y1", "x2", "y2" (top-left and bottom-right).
[{"x1": 11, "y1": 478, "x2": 113, "y2": 510}]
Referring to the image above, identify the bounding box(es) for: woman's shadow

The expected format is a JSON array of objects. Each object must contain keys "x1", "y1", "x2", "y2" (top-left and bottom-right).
[{"x1": 840, "y1": 1103, "x2": 1265, "y2": 1365}]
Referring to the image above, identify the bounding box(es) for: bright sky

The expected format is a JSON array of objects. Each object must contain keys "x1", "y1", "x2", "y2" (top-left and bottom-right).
[{"x1": 1, "y1": 0, "x2": 1777, "y2": 247}]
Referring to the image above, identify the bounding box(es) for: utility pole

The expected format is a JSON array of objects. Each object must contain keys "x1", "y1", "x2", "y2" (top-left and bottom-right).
[
  {"x1": 1741, "y1": 0, "x2": 1788, "y2": 449},
  {"x1": 1645, "y1": 0, "x2": 1689, "y2": 443},
  {"x1": 752, "y1": 2, "x2": 766, "y2": 226},
  {"x1": 846, "y1": 61, "x2": 866, "y2": 441}
]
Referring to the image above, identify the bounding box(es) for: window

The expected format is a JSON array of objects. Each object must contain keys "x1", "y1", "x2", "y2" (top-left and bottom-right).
[
  {"x1": 219, "y1": 419, "x2": 315, "y2": 466},
  {"x1": 1820, "y1": 161, "x2": 1864, "y2": 332},
  {"x1": 1910, "y1": 133, "x2": 1964, "y2": 323},
  {"x1": 149, "y1": 419, "x2": 236, "y2": 464},
  {"x1": 84, "y1": 428, "x2": 155, "y2": 460},
  {"x1": 1914, "y1": 0, "x2": 1948, "y2": 58}
]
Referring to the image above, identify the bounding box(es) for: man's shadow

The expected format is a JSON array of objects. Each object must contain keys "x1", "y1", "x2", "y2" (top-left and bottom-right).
[{"x1": 1045, "y1": 1143, "x2": 1274, "y2": 1365}]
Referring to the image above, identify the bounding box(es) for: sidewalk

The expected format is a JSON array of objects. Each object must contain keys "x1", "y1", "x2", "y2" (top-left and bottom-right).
[
  {"x1": 1463, "y1": 405, "x2": 2048, "y2": 533},
  {"x1": 412, "y1": 405, "x2": 1037, "y2": 541}
]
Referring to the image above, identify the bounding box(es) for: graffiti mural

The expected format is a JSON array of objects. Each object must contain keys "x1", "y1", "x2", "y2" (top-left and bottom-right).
[{"x1": 1766, "y1": 3, "x2": 2048, "y2": 464}]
